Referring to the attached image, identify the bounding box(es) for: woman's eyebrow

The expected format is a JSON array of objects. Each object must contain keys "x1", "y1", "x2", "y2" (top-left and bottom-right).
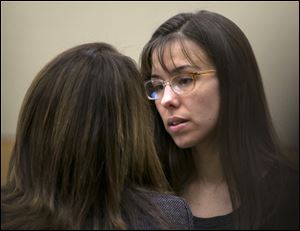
[
  {"x1": 170, "y1": 65, "x2": 199, "y2": 75},
  {"x1": 150, "y1": 74, "x2": 161, "y2": 79},
  {"x1": 151, "y1": 65, "x2": 199, "y2": 79}
]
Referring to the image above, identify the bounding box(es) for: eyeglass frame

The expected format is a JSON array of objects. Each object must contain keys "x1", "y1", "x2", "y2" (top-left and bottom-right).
[{"x1": 144, "y1": 70, "x2": 216, "y2": 100}]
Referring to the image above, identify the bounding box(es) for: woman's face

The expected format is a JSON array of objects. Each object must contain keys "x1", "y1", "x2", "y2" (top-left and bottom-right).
[{"x1": 151, "y1": 39, "x2": 220, "y2": 148}]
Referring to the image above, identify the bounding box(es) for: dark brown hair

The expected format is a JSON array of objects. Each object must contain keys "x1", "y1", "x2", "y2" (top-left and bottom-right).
[
  {"x1": 140, "y1": 10, "x2": 296, "y2": 229},
  {"x1": 2, "y1": 42, "x2": 171, "y2": 229}
]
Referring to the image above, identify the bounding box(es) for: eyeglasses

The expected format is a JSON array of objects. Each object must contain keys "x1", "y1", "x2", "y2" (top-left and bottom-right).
[{"x1": 144, "y1": 70, "x2": 216, "y2": 100}]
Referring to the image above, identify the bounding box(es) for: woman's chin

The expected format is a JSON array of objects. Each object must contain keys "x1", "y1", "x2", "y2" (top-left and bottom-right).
[{"x1": 173, "y1": 138, "x2": 195, "y2": 149}]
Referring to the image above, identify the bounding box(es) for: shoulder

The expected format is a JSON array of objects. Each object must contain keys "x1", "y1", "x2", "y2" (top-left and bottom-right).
[
  {"x1": 268, "y1": 161, "x2": 298, "y2": 196},
  {"x1": 278, "y1": 162, "x2": 299, "y2": 228},
  {"x1": 263, "y1": 160, "x2": 298, "y2": 193},
  {"x1": 262, "y1": 161, "x2": 299, "y2": 229},
  {"x1": 150, "y1": 191, "x2": 192, "y2": 214},
  {"x1": 144, "y1": 190, "x2": 193, "y2": 229}
]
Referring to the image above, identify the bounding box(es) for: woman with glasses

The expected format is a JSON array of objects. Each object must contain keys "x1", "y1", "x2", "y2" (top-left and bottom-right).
[
  {"x1": 1, "y1": 42, "x2": 193, "y2": 230},
  {"x1": 141, "y1": 10, "x2": 298, "y2": 229}
]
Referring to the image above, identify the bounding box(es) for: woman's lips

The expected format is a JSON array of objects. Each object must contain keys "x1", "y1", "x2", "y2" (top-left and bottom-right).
[{"x1": 167, "y1": 117, "x2": 189, "y2": 133}]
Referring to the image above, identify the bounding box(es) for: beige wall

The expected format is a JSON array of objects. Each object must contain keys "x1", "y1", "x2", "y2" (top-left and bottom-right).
[{"x1": 1, "y1": 2, "x2": 299, "y2": 183}]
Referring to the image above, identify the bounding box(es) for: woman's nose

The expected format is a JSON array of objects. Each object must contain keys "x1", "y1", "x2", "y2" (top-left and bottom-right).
[{"x1": 160, "y1": 85, "x2": 180, "y2": 108}]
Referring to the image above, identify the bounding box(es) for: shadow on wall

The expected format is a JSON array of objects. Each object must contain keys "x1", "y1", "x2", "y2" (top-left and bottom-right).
[{"x1": 1, "y1": 137, "x2": 15, "y2": 186}]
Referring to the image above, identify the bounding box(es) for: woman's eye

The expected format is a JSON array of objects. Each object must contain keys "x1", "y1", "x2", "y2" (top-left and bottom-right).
[
  {"x1": 153, "y1": 84, "x2": 164, "y2": 92},
  {"x1": 176, "y1": 76, "x2": 193, "y2": 86},
  {"x1": 152, "y1": 81, "x2": 164, "y2": 92}
]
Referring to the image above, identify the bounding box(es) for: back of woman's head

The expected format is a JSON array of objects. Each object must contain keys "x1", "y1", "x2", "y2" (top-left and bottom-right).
[{"x1": 2, "y1": 42, "x2": 168, "y2": 229}]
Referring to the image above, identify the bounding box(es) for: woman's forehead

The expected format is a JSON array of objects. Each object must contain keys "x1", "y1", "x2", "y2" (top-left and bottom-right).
[{"x1": 151, "y1": 39, "x2": 212, "y2": 74}]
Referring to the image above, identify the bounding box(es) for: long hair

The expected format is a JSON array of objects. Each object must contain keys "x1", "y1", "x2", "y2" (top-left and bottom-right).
[
  {"x1": 2, "y1": 42, "x2": 170, "y2": 229},
  {"x1": 140, "y1": 10, "x2": 293, "y2": 229}
]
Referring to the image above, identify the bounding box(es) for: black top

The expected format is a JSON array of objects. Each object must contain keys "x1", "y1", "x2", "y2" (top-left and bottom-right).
[{"x1": 193, "y1": 213, "x2": 234, "y2": 230}]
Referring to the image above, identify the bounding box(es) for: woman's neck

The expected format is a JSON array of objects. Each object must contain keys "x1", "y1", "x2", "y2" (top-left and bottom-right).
[
  {"x1": 181, "y1": 143, "x2": 233, "y2": 218},
  {"x1": 191, "y1": 142, "x2": 224, "y2": 185}
]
